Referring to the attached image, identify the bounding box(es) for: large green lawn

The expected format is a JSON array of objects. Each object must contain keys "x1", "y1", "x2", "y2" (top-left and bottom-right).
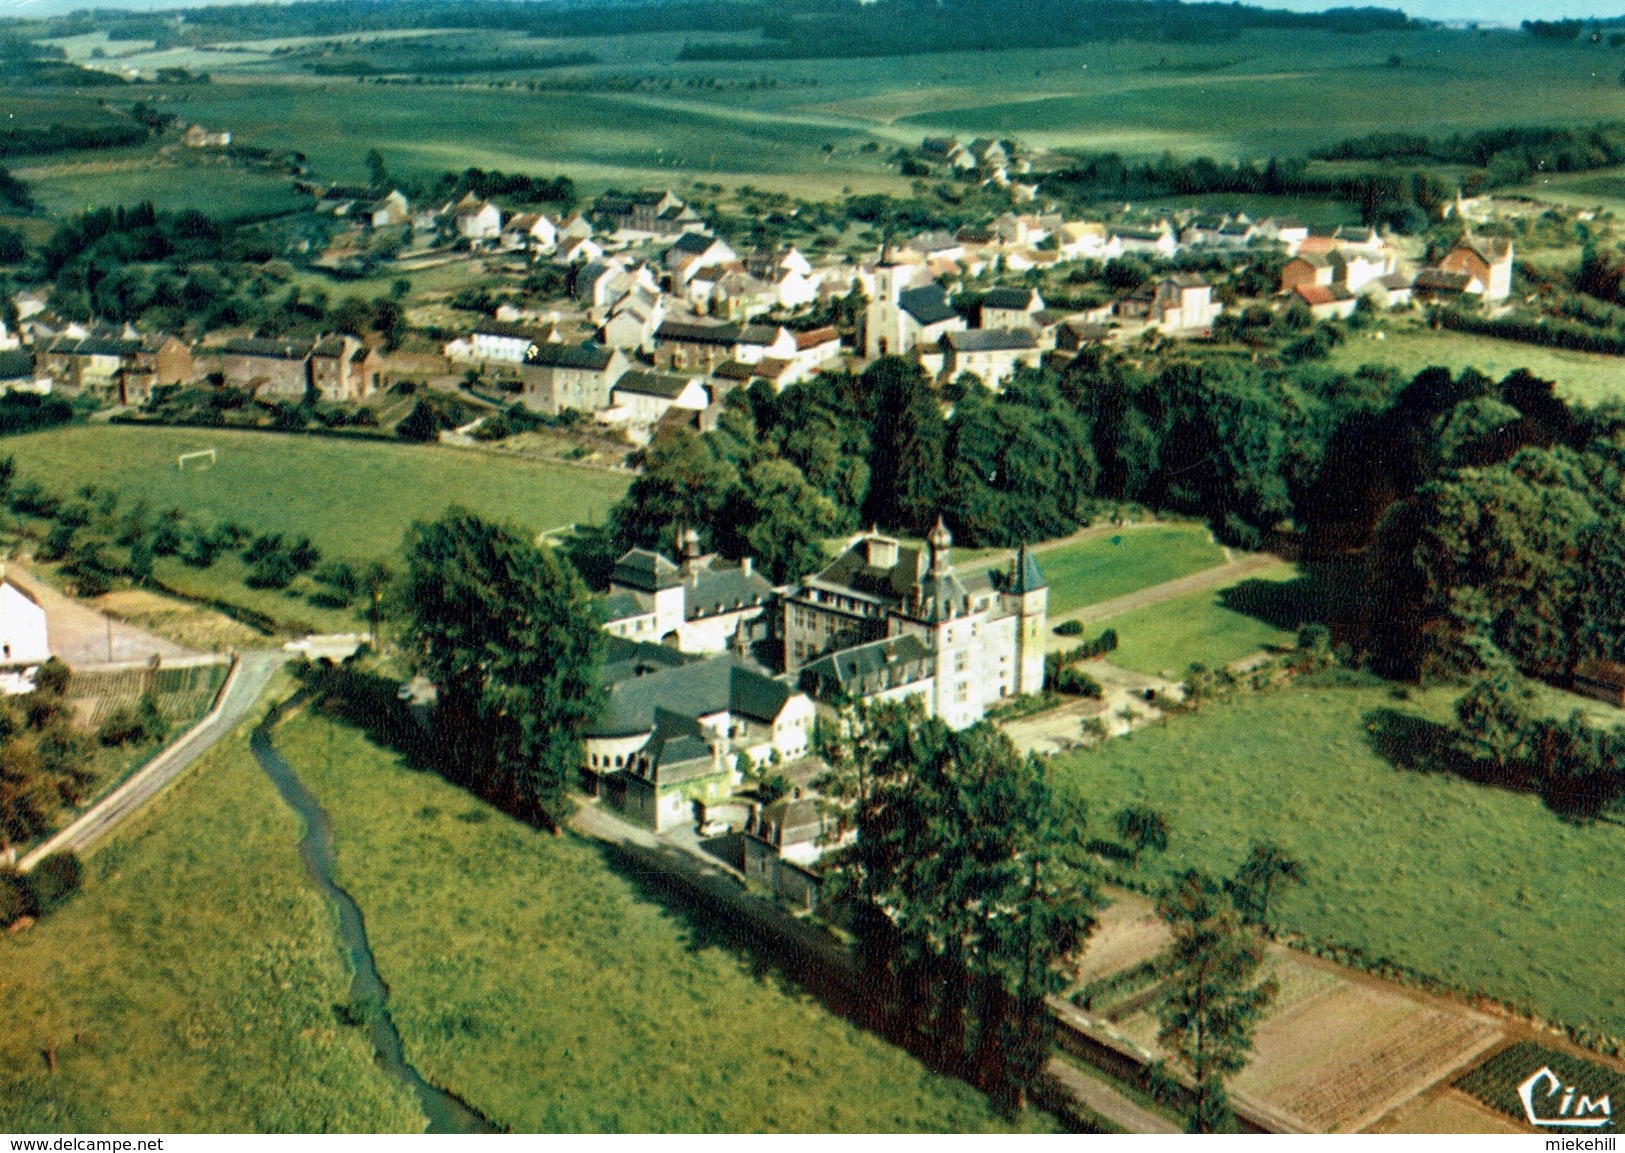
[
  {"x1": 1041, "y1": 524, "x2": 1227, "y2": 617},
  {"x1": 278, "y1": 708, "x2": 1046, "y2": 1133},
  {"x1": 1329, "y1": 324, "x2": 1625, "y2": 409},
  {"x1": 1105, "y1": 562, "x2": 1299, "y2": 675},
  {"x1": 4, "y1": 426, "x2": 628, "y2": 563},
  {"x1": 0, "y1": 677, "x2": 425, "y2": 1133},
  {"x1": 1050, "y1": 682, "x2": 1625, "y2": 1038}
]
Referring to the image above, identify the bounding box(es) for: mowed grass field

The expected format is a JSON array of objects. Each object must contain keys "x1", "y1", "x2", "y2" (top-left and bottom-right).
[
  {"x1": 279, "y1": 709, "x2": 1049, "y2": 1133},
  {"x1": 1331, "y1": 325, "x2": 1625, "y2": 409},
  {"x1": 0, "y1": 680, "x2": 426, "y2": 1133},
  {"x1": 1041, "y1": 524, "x2": 1227, "y2": 617},
  {"x1": 1104, "y1": 562, "x2": 1299, "y2": 675},
  {"x1": 1050, "y1": 682, "x2": 1625, "y2": 1038},
  {"x1": 3, "y1": 426, "x2": 629, "y2": 562}
]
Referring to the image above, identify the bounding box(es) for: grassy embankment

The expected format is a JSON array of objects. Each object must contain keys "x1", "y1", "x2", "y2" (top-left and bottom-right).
[
  {"x1": 1102, "y1": 561, "x2": 1299, "y2": 675},
  {"x1": 278, "y1": 708, "x2": 1051, "y2": 1133},
  {"x1": 1049, "y1": 680, "x2": 1625, "y2": 1038},
  {"x1": 0, "y1": 677, "x2": 427, "y2": 1133},
  {"x1": 3, "y1": 426, "x2": 629, "y2": 632}
]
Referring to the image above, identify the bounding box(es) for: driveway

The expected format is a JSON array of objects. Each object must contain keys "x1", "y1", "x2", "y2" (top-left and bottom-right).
[{"x1": 8, "y1": 563, "x2": 198, "y2": 670}]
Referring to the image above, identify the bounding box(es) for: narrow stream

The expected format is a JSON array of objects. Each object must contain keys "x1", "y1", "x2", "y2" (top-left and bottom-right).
[{"x1": 249, "y1": 708, "x2": 497, "y2": 1135}]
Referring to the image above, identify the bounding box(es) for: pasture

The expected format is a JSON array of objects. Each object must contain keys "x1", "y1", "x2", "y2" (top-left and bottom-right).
[
  {"x1": 1049, "y1": 681, "x2": 1625, "y2": 1040},
  {"x1": 1331, "y1": 324, "x2": 1625, "y2": 410},
  {"x1": 12, "y1": 24, "x2": 1625, "y2": 203},
  {"x1": 0, "y1": 678, "x2": 427, "y2": 1132},
  {"x1": 278, "y1": 708, "x2": 1049, "y2": 1133},
  {"x1": 1103, "y1": 561, "x2": 1299, "y2": 676},
  {"x1": 2, "y1": 426, "x2": 630, "y2": 562},
  {"x1": 1038, "y1": 524, "x2": 1227, "y2": 618}
]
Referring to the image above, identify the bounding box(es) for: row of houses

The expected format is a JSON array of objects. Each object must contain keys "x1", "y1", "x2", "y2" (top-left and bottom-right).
[
  {"x1": 29, "y1": 328, "x2": 383, "y2": 405},
  {"x1": 1279, "y1": 232, "x2": 1514, "y2": 319}
]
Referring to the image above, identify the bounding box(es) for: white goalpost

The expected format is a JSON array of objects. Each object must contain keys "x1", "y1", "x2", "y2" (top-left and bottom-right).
[{"x1": 177, "y1": 449, "x2": 217, "y2": 471}]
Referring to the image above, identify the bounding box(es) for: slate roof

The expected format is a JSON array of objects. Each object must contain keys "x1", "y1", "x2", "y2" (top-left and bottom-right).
[
  {"x1": 811, "y1": 540, "x2": 927, "y2": 603},
  {"x1": 981, "y1": 287, "x2": 1041, "y2": 311},
  {"x1": 218, "y1": 338, "x2": 312, "y2": 360},
  {"x1": 799, "y1": 633, "x2": 933, "y2": 701},
  {"x1": 670, "y1": 231, "x2": 720, "y2": 255},
  {"x1": 655, "y1": 320, "x2": 738, "y2": 346},
  {"x1": 1010, "y1": 542, "x2": 1046, "y2": 594},
  {"x1": 590, "y1": 656, "x2": 793, "y2": 739},
  {"x1": 602, "y1": 589, "x2": 652, "y2": 622},
  {"x1": 613, "y1": 548, "x2": 684, "y2": 592},
  {"x1": 747, "y1": 796, "x2": 826, "y2": 849},
  {"x1": 601, "y1": 634, "x2": 691, "y2": 683},
  {"x1": 0, "y1": 349, "x2": 34, "y2": 380},
  {"x1": 615, "y1": 370, "x2": 705, "y2": 401},
  {"x1": 898, "y1": 284, "x2": 958, "y2": 326},
  {"x1": 686, "y1": 562, "x2": 774, "y2": 620},
  {"x1": 530, "y1": 341, "x2": 617, "y2": 371},
  {"x1": 946, "y1": 329, "x2": 1038, "y2": 353}
]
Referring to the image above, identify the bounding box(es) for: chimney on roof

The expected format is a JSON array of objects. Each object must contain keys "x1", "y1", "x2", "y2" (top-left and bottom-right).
[
  {"x1": 741, "y1": 556, "x2": 752, "y2": 576},
  {"x1": 681, "y1": 526, "x2": 701, "y2": 577}
]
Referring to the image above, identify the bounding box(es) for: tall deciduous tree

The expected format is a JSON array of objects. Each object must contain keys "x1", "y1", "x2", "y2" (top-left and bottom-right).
[
  {"x1": 400, "y1": 508, "x2": 602, "y2": 832},
  {"x1": 1115, "y1": 805, "x2": 1169, "y2": 867},
  {"x1": 1229, "y1": 842, "x2": 1306, "y2": 925},
  {"x1": 1156, "y1": 870, "x2": 1278, "y2": 1133}
]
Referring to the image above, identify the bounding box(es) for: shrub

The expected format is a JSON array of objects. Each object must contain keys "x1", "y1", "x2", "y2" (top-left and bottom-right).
[
  {"x1": 26, "y1": 851, "x2": 82, "y2": 914},
  {"x1": 97, "y1": 704, "x2": 148, "y2": 747},
  {"x1": 1054, "y1": 619, "x2": 1085, "y2": 637},
  {"x1": 0, "y1": 868, "x2": 36, "y2": 925},
  {"x1": 1055, "y1": 666, "x2": 1104, "y2": 698}
]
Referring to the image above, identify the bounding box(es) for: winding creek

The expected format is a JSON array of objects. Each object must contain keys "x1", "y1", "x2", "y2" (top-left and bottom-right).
[{"x1": 249, "y1": 706, "x2": 497, "y2": 1135}]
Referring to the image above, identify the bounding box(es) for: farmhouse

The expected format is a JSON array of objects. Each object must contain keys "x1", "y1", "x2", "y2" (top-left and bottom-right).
[
  {"x1": 1436, "y1": 235, "x2": 1514, "y2": 302},
  {"x1": 0, "y1": 568, "x2": 49, "y2": 672},
  {"x1": 653, "y1": 320, "x2": 740, "y2": 372},
  {"x1": 604, "y1": 370, "x2": 710, "y2": 443},
  {"x1": 979, "y1": 286, "x2": 1045, "y2": 330},
  {"x1": 453, "y1": 196, "x2": 503, "y2": 243},
  {"x1": 921, "y1": 328, "x2": 1043, "y2": 387},
  {"x1": 465, "y1": 321, "x2": 549, "y2": 364},
  {"x1": 782, "y1": 523, "x2": 1048, "y2": 730},
  {"x1": 513, "y1": 342, "x2": 628, "y2": 414},
  {"x1": 366, "y1": 189, "x2": 411, "y2": 229},
  {"x1": 1292, "y1": 283, "x2": 1358, "y2": 320},
  {"x1": 601, "y1": 533, "x2": 776, "y2": 654},
  {"x1": 38, "y1": 332, "x2": 191, "y2": 404},
  {"x1": 502, "y1": 212, "x2": 558, "y2": 255},
  {"x1": 205, "y1": 336, "x2": 378, "y2": 401},
  {"x1": 599, "y1": 287, "x2": 665, "y2": 353},
  {"x1": 1118, "y1": 274, "x2": 1221, "y2": 331}
]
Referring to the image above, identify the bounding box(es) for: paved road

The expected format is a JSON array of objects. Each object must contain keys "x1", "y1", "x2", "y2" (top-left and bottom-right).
[
  {"x1": 19, "y1": 651, "x2": 286, "y2": 871},
  {"x1": 1046, "y1": 552, "x2": 1284, "y2": 650},
  {"x1": 8, "y1": 563, "x2": 199, "y2": 670}
]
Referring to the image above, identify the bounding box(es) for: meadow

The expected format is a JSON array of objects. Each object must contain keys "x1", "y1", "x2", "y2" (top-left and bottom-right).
[
  {"x1": 0, "y1": 677, "x2": 427, "y2": 1133},
  {"x1": 2, "y1": 426, "x2": 630, "y2": 561},
  {"x1": 10, "y1": 23, "x2": 1625, "y2": 206},
  {"x1": 1039, "y1": 524, "x2": 1228, "y2": 617},
  {"x1": 1101, "y1": 561, "x2": 1298, "y2": 675},
  {"x1": 1332, "y1": 324, "x2": 1625, "y2": 410},
  {"x1": 277, "y1": 707, "x2": 1050, "y2": 1133},
  {"x1": 1050, "y1": 680, "x2": 1625, "y2": 1039}
]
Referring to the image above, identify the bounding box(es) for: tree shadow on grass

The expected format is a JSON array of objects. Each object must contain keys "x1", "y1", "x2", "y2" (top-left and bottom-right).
[{"x1": 1218, "y1": 560, "x2": 1367, "y2": 632}]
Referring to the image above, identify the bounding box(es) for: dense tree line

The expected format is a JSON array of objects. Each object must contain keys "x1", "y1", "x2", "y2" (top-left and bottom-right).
[
  {"x1": 425, "y1": 166, "x2": 577, "y2": 210},
  {"x1": 399, "y1": 509, "x2": 602, "y2": 833},
  {"x1": 1313, "y1": 122, "x2": 1625, "y2": 190},
  {"x1": 1433, "y1": 304, "x2": 1625, "y2": 357},
  {"x1": 818, "y1": 700, "x2": 1102, "y2": 1111}
]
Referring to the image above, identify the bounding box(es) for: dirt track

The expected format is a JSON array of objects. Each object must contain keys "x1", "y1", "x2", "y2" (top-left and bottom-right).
[{"x1": 8, "y1": 564, "x2": 199, "y2": 670}]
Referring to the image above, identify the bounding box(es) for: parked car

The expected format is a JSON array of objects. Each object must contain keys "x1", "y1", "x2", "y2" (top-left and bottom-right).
[{"x1": 697, "y1": 819, "x2": 730, "y2": 838}]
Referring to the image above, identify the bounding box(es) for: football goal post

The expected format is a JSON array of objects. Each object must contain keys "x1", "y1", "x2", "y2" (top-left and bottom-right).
[{"x1": 177, "y1": 449, "x2": 217, "y2": 471}]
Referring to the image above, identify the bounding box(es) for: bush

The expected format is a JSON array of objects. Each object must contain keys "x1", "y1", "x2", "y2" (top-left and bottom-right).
[
  {"x1": 0, "y1": 868, "x2": 36, "y2": 925},
  {"x1": 26, "y1": 851, "x2": 81, "y2": 914},
  {"x1": 1054, "y1": 619, "x2": 1085, "y2": 637},
  {"x1": 97, "y1": 704, "x2": 149, "y2": 747},
  {"x1": 1054, "y1": 666, "x2": 1104, "y2": 698}
]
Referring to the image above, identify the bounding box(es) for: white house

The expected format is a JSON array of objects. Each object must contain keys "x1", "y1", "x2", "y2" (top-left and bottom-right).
[
  {"x1": 455, "y1": 197, "x2": 503, "y2": 243},
  {"x1": 604, "y1": 370, "x2": 711, "y2": 444},
  {"x1": 502, "y1": 213, "x2": 558, "y2": 255},
  {"x1": 0, "y1": 573, "x2": 49, "y2": 689}
]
